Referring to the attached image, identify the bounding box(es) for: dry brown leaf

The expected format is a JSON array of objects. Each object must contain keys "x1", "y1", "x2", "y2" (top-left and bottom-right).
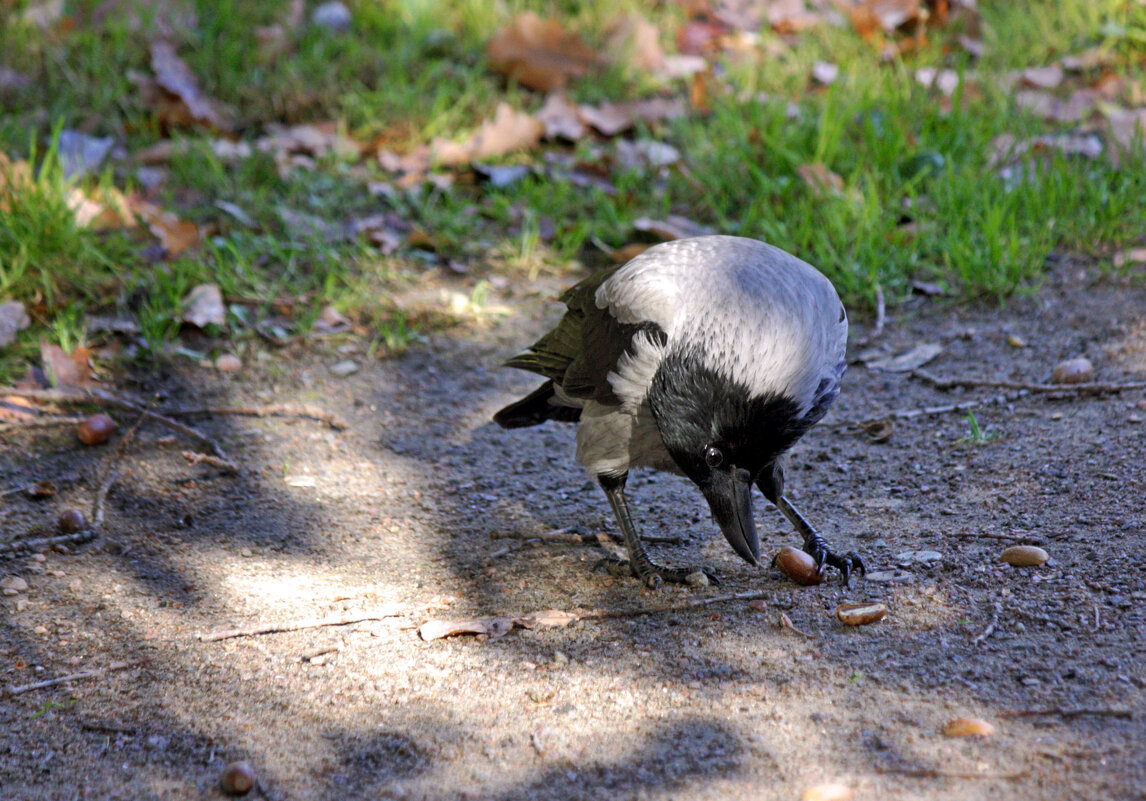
[
  {"x1": 149, "y1": 40, "x2": 229, "y2": 130},
  {"x1": 633, "y1": 215, "x2": 716, "y2": 241},
  {"x1": 579, "y1": 98, "x2": 687, "y2": 137},
  {"x1": 579, "y1": 103, "x2": 633, "y2": 137},
  {"x1": 797, "y1": 162, "x2": 845, "y2": 198},
  {"x1": 516, "y1": 609, "x2": 579, "y2": 629},
  {"x1": 864, "y1": 343, "x2": 944, "y2": 372},
  {"x1": 537, "y1": 92, "x2": 586, "y2": 141},
  {"x1": 431, "y1": 103, "x2": 543, "y2": 167},
  {"x1": 848, "y1": 0, "x2": 921, "y2": 38},
  {"x1": 418, "y1": 617, "x2": 514, "y2": 641},
  {"x1": 768, "y1": 0, "x2": 824, "y2": 33},
  {"x1": 181, "y1": 284, "x2": 226, "y2": 329},
  {"x1": 607, "y1": 14, "x2": 664, "y2": 73},
  {"x1": 258, "y1": 122, "x2": 361, "y2": 160},
  {"x1": 41, "y1": 342, "x2": 95, "y2": 390},
  {"x1": 487, "y1": 12, "x2": 602, "y2": 92},
  {"x1": 134, "y1": 199, "x2": 200, "y2": 255},
  {"x1": 0, "y1": 301, "x2": 30, "y2": 348},
  {"x1": 1021, "y1": 64, "x2": 1064, "y2": 90},
  {"x1": 1113, "y1": 248, "x2": 1146, "y2": 268}
]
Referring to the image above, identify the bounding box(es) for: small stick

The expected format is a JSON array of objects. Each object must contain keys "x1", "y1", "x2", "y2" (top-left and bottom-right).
[
  {"x1": 573, "y1": 590, "x2": 769, "y2": 621},
  {"x1": 973, "y1": 601, "x2": 1001, "y2": 646},
  {"x1": 492, "y1": 528, "x2": 683, "y2": 546},
  {"x1": 162, "y1": 403, "x2": 347, "y2": 431},
  {"x1": 0, "y1": 387, "x2": 238, "y2": 472},
  {"x1": 3, "y1": 659, "x2": 147, "y2": 697},
  {"x1": 826, "y1": 391, "x2": 1030, "y2": 430},
  {"x1": 855, "y1": 282, "x2": 886, "y2": 346},
  {"x1": 0, "y1": 529, "x2": 99, "y2": 556},
  {"x1": 912, "y1": 369, "x2": 1146, "y2": 396},
  {"x1": 999, "y1": 707, "x2": 1133, "y2": 720},
  {"x1": 0, "y1": 416, "x2": 87, "y2": 432},
  {"x1": 181, "y1": 451, "x2": 237, "y2": 471},
  {"x1": 875, "y1": 765, "x2": 1027, "y2": 780},
  {"x1": 778, "y1": 611, "x2": 816, "y2": 638},
  {"x1": 200, "y1": 605, "x2": 410, "y2": 641}
]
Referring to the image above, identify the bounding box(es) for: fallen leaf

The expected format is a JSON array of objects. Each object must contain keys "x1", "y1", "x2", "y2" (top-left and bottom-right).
[
  {"x1": 134, "y1": 199, "x2": 199, "y2": 255},
  {"x1": 849, "y1": 0, "x2": 921, "y2": 36},
  {"x1": 768, "y1": 0, "x2": 824, "y2": 33},
  {"x1": 57, "y1": 130, "x2": 115, "y2": 179},
  {"x1": 633, "y1": 215, "x2": 716, "y2": 241},
  {"x1": 797, "y1": 162, "x2": 845, "y2": 198},
  {"x1": 257, "y1": 122, "x2": 361, "y2": 160},
  {"x1": 41, "y1": 342, "x2": 95, "y2": 389},
  {"x1": 487, "y1": 12, "x2": 602, "y2": 92},
  {"x1": 181, "y1": 284, "x2": 226, "y2": 328},
  {"x1": 149, "y1": 40, "x2": 229, "y2": 130},
  {"x1": 607, "y1": 14, "x2": 664, "y2": 73},
  {"x1": 812, "y1": 61, "x2": 839, "y2": 85},
  {"x1": 536, "y1": 92, "x2": 586, "y2": 141},
  {"x1": 431, "y1": 103, "x2": 543, "y2": 166},
  {"x1": 615, "y1": 139, "x2": 681, "y2": 171},
  {"x1": 864, "y1": 343, "x2": 944, "y2": 372},
  {"x1": 516, "y1": 609, "x2": 579, "y2": 629},
  {"x1": 1113, "y1": 248, "x2": 1146, "y2": 268},
  {"x1": 915, "y1": 67, "x2": 962, "y2": 96},
  {"x1": 1021, "y1": 64, "x2": 1064, "y2": 89},
  {"x1": 0, "y1": 300, "x2": 31, "y2": 347},
  {"x1": 1104, "y1": 106, "x2": 1146, "y2": 153},
  {"x1": 579, "y1": 98, "x2": 686, "y2": 137},
  {"x1": 418, "y1": 616, "x2": 514, "y2": 641},
  {"x1": 312, "y1": 305, "x2": 352, "y2": 334}
]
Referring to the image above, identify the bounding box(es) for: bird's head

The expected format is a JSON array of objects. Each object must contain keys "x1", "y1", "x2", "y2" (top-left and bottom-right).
[{"x1": 647, "y1": 350, "x2": 808, "y2": 566}]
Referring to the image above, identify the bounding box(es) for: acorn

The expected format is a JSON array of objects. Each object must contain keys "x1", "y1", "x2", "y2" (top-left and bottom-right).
[
  {"x1": 77, "y1": 413, "x2": 116, "y2": 445},
  {"x1": 942, "y1": 717, "x2": 996, "y2": 737},
  {"x1": 1000, "y1": 545, "x2": 1049, "y2": 567},
  {"x1": 220, "y1": 761, "x2": 256, "y2": 795},
  {"x1": 835, "y1": 602, "x2": 888, "y2": 626},
  {"x1": 774, "y1": 546, "x2": 822, "y2": 586},
  {"x1": 57, "y1": 509, "x2": 86, "y2": 534}
]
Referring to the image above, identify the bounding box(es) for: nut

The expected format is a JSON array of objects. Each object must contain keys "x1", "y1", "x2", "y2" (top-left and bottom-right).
[
  {"x1": 77, "y1": 413, "x2": 116, "y2": 446},
  {"x1": 221, "y1": 761, "x2": 256, "y2": 795},
  {"x1": 942, "y1": 717, "x2": 996, "y2": 737},
  {"x1": 774, "y1": 546, "x2": 822, "y2": 586},
  {"x1": 802, "y1": 783, "x2": 855, "y2": 801},
  {"x1": 1050, "y1": 357, "x2": 1093, "y2": 384},
  {"x1": 1000, "y1": 545, "x2": 1048, "y2": 567},
  {"x1": 57, "y1": 509, "x2": 86, "y2": 534},
  {"x1": 835, "y1": 602, "x2": 888, "y2": 626}
]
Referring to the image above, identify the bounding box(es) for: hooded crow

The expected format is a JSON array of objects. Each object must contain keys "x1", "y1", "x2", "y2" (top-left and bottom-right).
[{"x1": 494, "y1": 235, "x2": 863, "y2": 588}]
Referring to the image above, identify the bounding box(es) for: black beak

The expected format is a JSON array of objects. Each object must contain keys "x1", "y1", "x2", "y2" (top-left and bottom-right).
[{"x1": 702, "y1": 467, "x2": 759, "y2": 566}]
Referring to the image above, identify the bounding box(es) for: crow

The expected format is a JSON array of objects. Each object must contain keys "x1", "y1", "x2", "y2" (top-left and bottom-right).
[{"x1": 494, "y1": 235, "x2": 863, "y2": 588}]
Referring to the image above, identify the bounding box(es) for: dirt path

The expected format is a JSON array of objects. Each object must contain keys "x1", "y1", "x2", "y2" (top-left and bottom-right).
[{"x1": 2, "y1": 264, "x2": 1144, "y2": 800}]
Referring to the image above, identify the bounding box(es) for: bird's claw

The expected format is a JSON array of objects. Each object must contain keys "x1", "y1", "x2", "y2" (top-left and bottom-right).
[
  {"x1": 593, "y1": 556, "x2": 719, "y2": 589},
  {"x1": 803, "y1": 536, "x2": 865, "y2": 584}
]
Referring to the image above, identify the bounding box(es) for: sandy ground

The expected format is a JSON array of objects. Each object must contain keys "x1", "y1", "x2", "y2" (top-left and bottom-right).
[{"x1": 2, "y1": 260, "x2": 1145, "y2": 801}]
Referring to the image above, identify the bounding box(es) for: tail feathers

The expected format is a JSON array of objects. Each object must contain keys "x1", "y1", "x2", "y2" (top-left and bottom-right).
[{"x1": 494, "y1": 381, "x2": 581, "y2": 429}]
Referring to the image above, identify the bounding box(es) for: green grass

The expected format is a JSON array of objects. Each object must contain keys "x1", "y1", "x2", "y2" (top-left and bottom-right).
[{"x1": 1, "y1": 0, "x2": 1145, "y2": 382}]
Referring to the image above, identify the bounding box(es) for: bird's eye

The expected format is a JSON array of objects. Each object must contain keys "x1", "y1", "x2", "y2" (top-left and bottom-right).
[{"x1": 704, "y1": 445, "x2": 724, "y2": 468}]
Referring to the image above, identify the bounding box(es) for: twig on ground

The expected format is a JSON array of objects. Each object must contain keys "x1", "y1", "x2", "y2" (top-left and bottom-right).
[
  {"x1": 855, "y1": 283, "x2": 886, "y2": 346},
  {"x1": 0, "y1": 415, "x2": 87, "y2": 432},
  {"x1": 0, "y1": 387, "x2": 239, "y2": 473},
  {"x1": 973, "y1": 601, "x2": 1002, "y2": 647},
  {"x1": 162, "y1": 403, "x2": 347, "y2": 431},
  {"x1": 911, "y1": 369, "x2": 1146, "y2": 396},
  {"x1": 200, "y1": 604, "x2": 411, "y2": 642},
  {"x1": 999, "y1": 707, "x2": 1133, "y2": 720},
  {"x1": 299, "y1": 644, "x2": 342, "y2": 662},
  {"x1": 0, "y1": 529, "x2": 101, "y2": 556},
  {"x1": 875, "y1": 765, "x2": 1027, "y2": 780},
  {"x1": 181, "y1": 451, "x2": 239, "y2": 471},
  {"x1": 3, "y1": 659, "x2": 147, "y2": 698},
  {"x1": 580, "y1": 590, "x2": 768, "y2": 620},
  {"x1": 826, "y1": 390, "x2": 1030, "y2": 431},
  {"x1": 778, "y1": 611, "x2": 816, "y2": 638}
]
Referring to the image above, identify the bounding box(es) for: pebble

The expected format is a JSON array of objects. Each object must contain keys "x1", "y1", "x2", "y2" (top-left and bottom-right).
[
  {"x1": 802, "y1": 782, "x2": 854, "y2": 801},
  {"x1": 215, "y1": 353, "x2": 242, "y2": 372},
  {"x1": 895, "y1": 549, "x2": 942, "y2": 566},
  {"x1": 330, "y1": 359, "x2": 360, "y2": 377},
  {"x1": 2, "y1": 575, "x2": 29, "y2": 595},
  {"x1": 312, "y1": 1, "x2": 351, "y2": 32},
  {"x1": 1000, "y1": 545, "x2": 1049, "y2": 567},
  {"x1": 1050, "y1": 357, "x2": 1093, "y2": 384}
]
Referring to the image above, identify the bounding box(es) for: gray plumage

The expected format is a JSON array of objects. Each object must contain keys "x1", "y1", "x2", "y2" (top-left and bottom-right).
[{"x1": 495, "y1": 235, "x2": 862, "y2": 587}]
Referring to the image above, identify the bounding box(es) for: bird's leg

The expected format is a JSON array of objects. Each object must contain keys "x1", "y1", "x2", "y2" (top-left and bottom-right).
[
  {"x1": 773, "y1": 496, "x2": 864, "y2": 583},
  {"x1": 598, "y1": 473, "x2": 716, "y2": 589},
  {"x1": 758, "y1": 463, "x2": 864, "y2": 583}
]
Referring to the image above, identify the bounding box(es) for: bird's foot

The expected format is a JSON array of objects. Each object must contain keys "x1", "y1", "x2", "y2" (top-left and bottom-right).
[
  {"x1": 803, "y1": 535, "x2": 865, "y2": 584},
  {"x1": 594, "y1": 556, "x2": 719, "y2": 590}
]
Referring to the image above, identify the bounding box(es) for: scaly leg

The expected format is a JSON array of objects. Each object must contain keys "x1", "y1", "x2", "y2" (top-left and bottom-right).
[{"x1": 598, "y1": 473, "x2": 717, "y2": 590}]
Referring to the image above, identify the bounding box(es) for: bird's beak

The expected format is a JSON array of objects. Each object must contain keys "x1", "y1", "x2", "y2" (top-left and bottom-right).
[{"x1": 702, "y1": 468, "x2": 760, "y2": 566}]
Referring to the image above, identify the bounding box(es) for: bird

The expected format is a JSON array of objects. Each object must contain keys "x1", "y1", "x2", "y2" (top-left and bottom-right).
[{"x1": 493, "y1": 235, "x2": 863, "y2": 588}]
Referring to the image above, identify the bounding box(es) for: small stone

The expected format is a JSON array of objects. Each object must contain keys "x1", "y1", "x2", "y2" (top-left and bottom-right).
[
  {"x1": 312, "y1": 1, "x2": 351, "y2": 32},
  {"x1": 33, "y1": 625, "x2": 49, "y2": 635},
  {"x1": 895, "y1": 549, "x2": 942, "y2": 565},
  {"x1": 1000, "y1": 545, "x2": 1049, "y2": 567},
  {"x1": 1050, "y1": 357, "x2": 1093, "y2": 384},
  {"x1": 685, "y1": 570, "x2": 710, "y2": 588},
  {"x1": 215, "y1": 353, "x2": 242, "y2": 372},
  {"x1": 67, "y1": 579, "x2": 83, "y2": 593},
  {"x1": 748, "y1": 599, "x2": 767, "y2": 612},
  {"x1": 24, "y1": 480, "x2": 57, "y2": 499},
  {"x1": 330, "y1": 359, "x2": 360, "y2": 377},
  {"x1": 15, "y1": 599, "x2": 28, "y2": 612},
  {"x1": 1, "y1": 575, "x2": 29, "y2": 595},
  {"x1": 802, "y1": 782, "x2": 854, "y2": 801},
  {"x1": 553, "y1": 650, "x2": 569, "y2": 665},
  {"x1": 239, "y1": 547, "x2": 253, "y2": 558},
  {"x1": 220, "y1": 761, "x2": 256, "y2": 795}
]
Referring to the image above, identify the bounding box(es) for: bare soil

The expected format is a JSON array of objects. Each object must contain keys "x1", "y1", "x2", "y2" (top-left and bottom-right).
[{"x1": 2, "y1": 261, "x2": 1145, "y2": 801}]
